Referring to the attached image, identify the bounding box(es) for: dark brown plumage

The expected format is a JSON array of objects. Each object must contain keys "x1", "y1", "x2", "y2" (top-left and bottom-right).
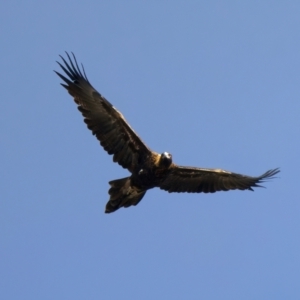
[{"x1": 55, "y1": 53, "x2": 279, "y2": 213}]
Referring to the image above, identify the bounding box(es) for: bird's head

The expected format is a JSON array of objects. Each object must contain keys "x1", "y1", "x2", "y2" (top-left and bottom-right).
[{"x1": 160, "y1": 152, "x2": 172, "y2": 168}]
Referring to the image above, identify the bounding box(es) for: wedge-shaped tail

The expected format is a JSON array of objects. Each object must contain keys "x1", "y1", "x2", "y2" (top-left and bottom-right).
[{"x1": 105, "y1": 177, "x2": 146, "y2": 213}]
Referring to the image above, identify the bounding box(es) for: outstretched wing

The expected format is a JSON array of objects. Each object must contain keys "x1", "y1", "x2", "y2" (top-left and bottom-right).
[
  {"x1": 159, "y1": 166, "x2": 280, "y2": 193},
  {"x1": 55, "y1": 52, "x2": 152, "y2": 172}
]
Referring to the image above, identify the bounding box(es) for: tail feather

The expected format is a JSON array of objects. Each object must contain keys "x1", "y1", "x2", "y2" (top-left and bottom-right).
[{"x1": 105, "y1": 177, "x2": 146, "y2": 213}]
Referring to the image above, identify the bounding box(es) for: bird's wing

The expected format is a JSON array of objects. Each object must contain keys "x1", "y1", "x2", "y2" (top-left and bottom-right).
[
  {"x1": 55, "y1": 53, "x2": 152, "y2": 172},
  {"x1": 159, "y1": 166, "x2": 279, "y2": 193}
]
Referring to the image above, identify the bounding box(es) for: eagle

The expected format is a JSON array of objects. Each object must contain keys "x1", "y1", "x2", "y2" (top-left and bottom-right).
[{"x1": 55, "y1": 53, "x2": 279, "y2": 213}]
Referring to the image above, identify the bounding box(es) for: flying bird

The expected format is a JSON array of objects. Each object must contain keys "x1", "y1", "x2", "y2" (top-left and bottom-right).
[{"x1": 55, "y1": 53, "x2": 279, "y2": 213}]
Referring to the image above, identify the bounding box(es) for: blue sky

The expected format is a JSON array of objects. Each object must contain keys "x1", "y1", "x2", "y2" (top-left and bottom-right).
[{"x1": 1, "y1": 1, "x2": 299, "y2": 299}]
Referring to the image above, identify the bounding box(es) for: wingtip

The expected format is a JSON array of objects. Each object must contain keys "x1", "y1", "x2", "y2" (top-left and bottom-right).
[
  {"x1": 254, "y1": 167, "x2": 280, "y2": 189},
  {"x1": 263, "y1": 168, "x2": 280, "y2": 179},
  {"x1": 56, "y1": 52, "x2": 89, "y2": 83}
]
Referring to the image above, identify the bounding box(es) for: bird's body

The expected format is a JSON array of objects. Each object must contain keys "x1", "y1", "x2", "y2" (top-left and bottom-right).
[{"x1": 55, "y1": 53, "x2": 279, "y2": 213}]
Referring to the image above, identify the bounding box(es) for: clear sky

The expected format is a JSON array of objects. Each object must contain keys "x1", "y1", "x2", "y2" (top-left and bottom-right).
[{"x1": 1, "y1": 1, "x2": 299, "y2": 299}]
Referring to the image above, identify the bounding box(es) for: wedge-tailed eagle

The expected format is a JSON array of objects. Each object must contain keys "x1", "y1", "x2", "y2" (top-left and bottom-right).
[{"x1": 55, "y1": 53, "x2": 279, "y2": 213}]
